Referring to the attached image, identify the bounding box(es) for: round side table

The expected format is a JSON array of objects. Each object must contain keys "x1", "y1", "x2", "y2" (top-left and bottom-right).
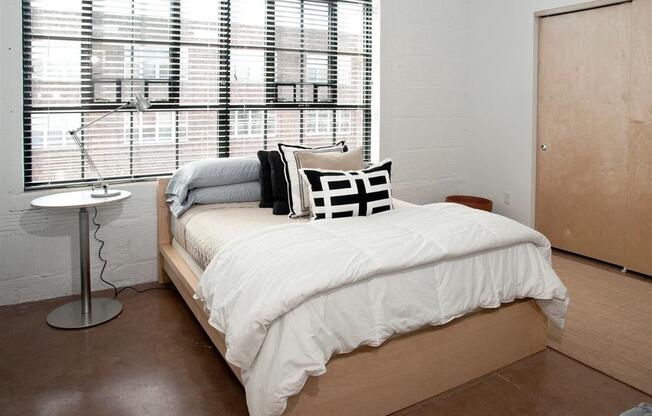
[{"x1": 31, "y1": 189, "x2": 131, "y2": 329}]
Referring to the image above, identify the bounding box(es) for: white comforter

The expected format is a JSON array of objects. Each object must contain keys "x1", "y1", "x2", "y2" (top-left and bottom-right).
[{"x1": 196, "y1": 203, "x2": 569, "y2": 416}]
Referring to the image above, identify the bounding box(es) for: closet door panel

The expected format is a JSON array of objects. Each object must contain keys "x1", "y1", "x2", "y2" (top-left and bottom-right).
[
  {"x1": 536, "y1": 3, "x2": 631, "y2": 265},
  {"x1": 627, "y1": 0, "x2": 652, "y2": 275}
]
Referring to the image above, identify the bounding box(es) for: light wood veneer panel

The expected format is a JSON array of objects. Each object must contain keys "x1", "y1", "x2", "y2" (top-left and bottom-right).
[
  {"x1": 536, "y1": 3, "x2": 632, "y2": 266},
  {"x1": 626, "y1": 0, "x2": 652, "y2": 275}
]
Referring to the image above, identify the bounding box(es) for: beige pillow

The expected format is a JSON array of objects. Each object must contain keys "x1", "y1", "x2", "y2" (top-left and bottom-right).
[
  {"x1": 296, "y1": 147, "x2": 364, "y2": 170},
  {"x1": 295, "y1": 148, "x2": 365, "y2": 216}
]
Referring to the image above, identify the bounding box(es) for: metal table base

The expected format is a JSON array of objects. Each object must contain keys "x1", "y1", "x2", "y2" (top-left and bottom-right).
[{"x1": 46, "y1": 207, "x2": 122, "y2": 329}]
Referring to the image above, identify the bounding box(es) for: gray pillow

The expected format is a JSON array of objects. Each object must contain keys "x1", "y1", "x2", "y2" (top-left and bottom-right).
[
  {"x1": 171, "y1": 181, "x2": 261, "y2": 217},
  {"x1": 166, "y1": 157, "x2": 261, "y2": 213}
]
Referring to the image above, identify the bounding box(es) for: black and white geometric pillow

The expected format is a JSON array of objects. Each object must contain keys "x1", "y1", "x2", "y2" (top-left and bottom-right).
[{"x1": 300, "y1": 159, "x2": 393, "y2": 220}]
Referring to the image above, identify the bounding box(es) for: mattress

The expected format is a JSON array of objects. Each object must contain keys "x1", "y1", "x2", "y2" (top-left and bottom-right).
[{"x1": 171, "y1": 200, "x2": 413, "y2": 269}]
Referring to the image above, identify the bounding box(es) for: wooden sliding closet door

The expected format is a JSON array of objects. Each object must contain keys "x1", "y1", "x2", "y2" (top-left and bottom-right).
[
  {"x1": 536, "y1": 3, "x2": 632, "y2": 266},
  {"x1": 627, "y1": 0, "x2": 652, "y2": 275}
]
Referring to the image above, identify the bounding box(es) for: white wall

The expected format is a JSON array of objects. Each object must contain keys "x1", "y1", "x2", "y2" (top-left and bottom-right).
[
  {"x1": 465, "y1": 0, "x2": 594, "y2": 225},
  {"x1": 379, "y1": 0, "x2": 474, "y2": 204}
]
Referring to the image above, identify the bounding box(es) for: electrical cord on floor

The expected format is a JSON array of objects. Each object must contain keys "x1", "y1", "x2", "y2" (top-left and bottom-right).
[{"x1": 92, "y1": 206, "x2": 171, "y2": 298}]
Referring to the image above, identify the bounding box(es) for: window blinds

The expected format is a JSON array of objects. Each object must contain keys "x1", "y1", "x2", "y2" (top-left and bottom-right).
[{"x1": 22, "y1": 0, "x2": 372, "y2": 188}]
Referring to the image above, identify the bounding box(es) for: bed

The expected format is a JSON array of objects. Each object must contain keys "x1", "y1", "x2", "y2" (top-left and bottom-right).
[{"x1": 156, "y1": 178, "x2": 566, "y2": 416}]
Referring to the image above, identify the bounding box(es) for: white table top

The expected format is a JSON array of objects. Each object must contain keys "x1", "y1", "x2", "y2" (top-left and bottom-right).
[{"x1": 31, "y1": 189, "x2": 131, "y2": 209}]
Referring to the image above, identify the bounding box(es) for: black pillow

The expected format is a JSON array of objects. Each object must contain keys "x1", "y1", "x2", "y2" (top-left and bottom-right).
[
  {"x1": 268, "y1": 151, "x2": 290, "y2": 215},
  {"x1": 257, "y1": 150, "x2": 274, "y2": 208}
]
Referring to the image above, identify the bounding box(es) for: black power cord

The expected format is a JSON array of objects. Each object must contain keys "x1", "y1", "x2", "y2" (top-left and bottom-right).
[{"x1": 92, "y1": 206, "x2": 171, "y2": 298}]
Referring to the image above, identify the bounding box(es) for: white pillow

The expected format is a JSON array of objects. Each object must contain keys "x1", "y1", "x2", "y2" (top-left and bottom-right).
[{"x1": 278, "y1": 141, "x2": 346, "y2": 218}]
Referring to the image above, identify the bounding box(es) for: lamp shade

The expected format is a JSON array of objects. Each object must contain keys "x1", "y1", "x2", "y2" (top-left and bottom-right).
[{"x1": 131, "y1": 95, "x2": 152, "y2": 112}]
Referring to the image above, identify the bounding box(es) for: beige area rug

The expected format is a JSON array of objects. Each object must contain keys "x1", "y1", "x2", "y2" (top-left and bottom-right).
[{"x1": 548, "y1": 252, "x2": 652, "y2": 394}]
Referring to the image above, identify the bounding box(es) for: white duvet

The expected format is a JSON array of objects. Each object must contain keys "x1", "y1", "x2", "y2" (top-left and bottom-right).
[{"x1": 196, "y1": 203, "x2": 569, "y2": 416}]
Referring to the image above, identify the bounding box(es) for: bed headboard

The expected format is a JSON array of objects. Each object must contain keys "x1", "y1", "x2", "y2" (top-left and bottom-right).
[{"x1": 157, "y1": 177, "x2": 172, "y2": 247}]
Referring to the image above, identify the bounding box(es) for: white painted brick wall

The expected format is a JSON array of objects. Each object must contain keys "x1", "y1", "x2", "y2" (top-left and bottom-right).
[
  {"x1": 0, "y1": 183, "x2": 159, "y2": 305},
  {"x1": 379, "y1": 0, "x2": 472, "y2": 205},
  {"x1": 0, "y1": 0, "x2": 473, "y2": 305}
]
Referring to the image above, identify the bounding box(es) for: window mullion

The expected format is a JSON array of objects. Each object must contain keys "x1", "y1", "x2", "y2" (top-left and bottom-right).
[
  {"x1": 362, "y1": 1, "x2": 372, "y2": 161},
  {"x1": 299, "y1": 0, "x2": 305, "y2": 144},
  {"x1": 328, "y1": 0, "x2": 338, "y2": 145},
  {"x1": 218, "y1": 0, "x2": 232, "y2": 157},
  {"x1": 170, "y1": 0, "x2": 181, "y2": 167},
  {"x1": 80, "y1": 0, "x2": 93, "y2": 179},
  {"x1": 264, "y1": 0, "x2": 275, "y2": 150}
]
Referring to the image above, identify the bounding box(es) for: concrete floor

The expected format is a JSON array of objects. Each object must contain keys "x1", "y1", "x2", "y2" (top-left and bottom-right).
[{"x1": 1, "y1": 283, "x2": 649, "y2": 416}]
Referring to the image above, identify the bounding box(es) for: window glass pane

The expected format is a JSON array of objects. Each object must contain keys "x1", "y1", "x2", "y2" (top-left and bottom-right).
[
  {"x1": 131, "y1": 111, "x2": 176, "y2": 175},
  {"x1": 267, "y1": 110, "x2": 300, "y2": 149},
  {"x1": 32, "y1": 131, "x2": 45, "y2": 149},
  {"x1": 337, "y1": 110, "x2": 351, "y2": 134},
  {"x1": 275, "y1": 51, "x2": 300, "y2": 83},
  {"x1": 93, "y1": 82, "x2": 118, "y2": 103},
  {"x1": 231, "y1": 49, "x2": 265, "y2": 104},
  {"x1": 304, "y1": 109, "x2": 332, "y2": 146},
  {"x1": 93, "y1": 0, "x2": 172, "y2": 42},
  {"x1": 92, "y1": 43, "x2": 128, "y2": 79},
  {"x1": 338, "y1": 2, "x2": 364, "y2": 53},
  {"x1": 318, "y1": 110, "x2": 331, "y2": 132},
  {"x1": 304, "y1": 1, "x2": 328, "y2": 51},
  {"x1": 83, "y1": 112, "x2": 131, "y2": 178},
  {"x1": 29, "y1": 113, "x2": 82, "y2": 183},
  {"x1": 275, "y1": 0, "x2": 301, "y2": 49},
  {"x1": 92, "y1": 43, "x2": 170, "y2": 102},
  {"x1": 178, "y1": 111, "x2": 219, "y2": 164},
  {"x1": 147, "y1": 82, "x2": 169, "y2": 102},
  {"x1": 232, "y1": 0, "x2": 266, "y2": 47},
  {"x1": 181, "y1": 46, "x2": 221, "y2": 105},
  {"x1": 235, "y1": 111, "x2": 250, "y2": 136},
  {"x1": 305, "y1": 111, "x2": 317, "y2": 134},
  {"x1": 29, "y1": 0, "x2": 83, "y2": 38},
  {"x1": 338, "y1": 56, "x2": 363, "y2": 104},
  {"x1": 267, "y1": 112, "x2": 276, "y2": 138},
  {"x1": 251, "y1": 111, "x2": 264, "y2": 136},
  {"x1": 336, "y1": 109, "x2": 363, "y2": 149},
  {"x1": 306, "y1": 54, "x2": 328, "y2": 83},
  {"x1": 132, "y1": 45, "x2": 170, "y2": 79},
  {"x1": 230, "y1": 110, "x2": 264, "y2": 156},
  {"x1": 181, "y1": 0, "x2": 222, "y2": 43},
  {"x1": 30, "y1": 39, "x2": 82, "y2": 108},
  {"x1": 157, "y1": 113, "x2": 176, "y2": 141}
]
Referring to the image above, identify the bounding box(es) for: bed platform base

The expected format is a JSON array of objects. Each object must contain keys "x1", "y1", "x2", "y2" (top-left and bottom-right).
[{"x1": 156, "y1": 178, "x2": 547, "y2": 416}]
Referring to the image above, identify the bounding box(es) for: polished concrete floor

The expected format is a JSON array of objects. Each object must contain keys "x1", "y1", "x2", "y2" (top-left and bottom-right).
[{"x1": 1, "y1": 284, "x2": 649, "y2": 416}]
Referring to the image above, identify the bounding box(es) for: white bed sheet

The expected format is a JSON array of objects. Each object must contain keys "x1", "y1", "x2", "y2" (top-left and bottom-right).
[{"x1": 171, "y1": 199, "x2": 414, "y2": 268}]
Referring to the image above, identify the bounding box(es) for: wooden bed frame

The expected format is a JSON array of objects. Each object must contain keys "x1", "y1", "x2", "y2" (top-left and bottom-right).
[{"x1": 156, "y1": 178, "x2": 547, "y2": 415}]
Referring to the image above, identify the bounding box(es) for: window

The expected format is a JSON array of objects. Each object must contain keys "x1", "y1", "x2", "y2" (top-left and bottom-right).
[
  {"x1": 233, "y1": 110, "x2": 264, "y2": 138},
  {"x1": 30, "y1": 113, "x2": 81, "y2": 149},
  {"x1": 23, "y1": 0, "x2": 372, "y2": 188},
  {"x1": 133, "y1": 112, "x2": 177, "y2": 144},
  {"x1": 337, "y1": 110, "x2": 352, "y2": 134},
  {"x1": 306, "y1": 110, "x2": 331, "y2": 135}
]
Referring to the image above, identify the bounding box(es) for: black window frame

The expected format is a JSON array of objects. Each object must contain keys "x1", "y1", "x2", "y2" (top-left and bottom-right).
[{"x1": 22, "y1": 0, "x2": 373, "y2": 190}]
